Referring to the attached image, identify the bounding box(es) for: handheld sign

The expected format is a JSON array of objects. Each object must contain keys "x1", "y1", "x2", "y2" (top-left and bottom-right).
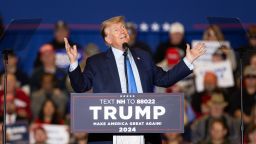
[{"x1": 71, "y1": 93, "x2": 184, "y2": 133}]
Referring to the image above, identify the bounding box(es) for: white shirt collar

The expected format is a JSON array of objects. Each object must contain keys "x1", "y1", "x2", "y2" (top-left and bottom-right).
[{"x1": 111, "y1": 47, "x2": 126, "y2": 60}]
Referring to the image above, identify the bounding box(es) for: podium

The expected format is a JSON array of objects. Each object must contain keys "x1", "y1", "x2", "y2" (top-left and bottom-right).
[{"x1": 71, "y1": 93, "x2": 184, "y2": 144}]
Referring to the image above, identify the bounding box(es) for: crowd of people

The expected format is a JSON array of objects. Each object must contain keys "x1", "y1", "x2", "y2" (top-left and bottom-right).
[{"x1": 1, "y1": 14, "x2": 256, "y2": 144}]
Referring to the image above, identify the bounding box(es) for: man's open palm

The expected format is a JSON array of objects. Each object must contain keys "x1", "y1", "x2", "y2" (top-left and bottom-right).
[{"x1": 185, "y1": 43, "x2": 206, "y2": 63}]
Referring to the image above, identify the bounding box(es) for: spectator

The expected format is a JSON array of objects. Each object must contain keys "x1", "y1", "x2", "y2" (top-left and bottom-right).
[
  {"x1": 79, "y1": 43, "x2": 100, "y2": 71},
  {"x1": 0, "y1": 73, "x2": 31, "y2": 118},
  {"x1": 239, "y1": 25, "x2": 256, "y2": 65},
  {"x1": 191, "y1": 72, "x2": 225, "y2": 116},
  {"x1": 197, "y1": 119, "x2": 232, "y2": 144},
  {"x1": 0, "y1": 95, "x2": 27, "y2": 125},
  {"x1": 154, "y1": 22, "x2": 187, "y2": 63},
  {"x1": 191, "y1": 92, "x2": 240, "y2": 143},
  {"x1": 126, "y1": 22, "x2": 152, "y2": 55},
  {"x1": 30, "y1": 44, "x2": 67, "y2": 92},
  {"x1": 246, "y1": 124, "x2": 256, "y2": 144},
  {"x1": 244, "y1": 105, "x2": 256, "y2": 143},
  {"x1": 34, "y1": 99, "x2": 64, "y2": 125},
  {"x1": 70, "y1": 132, "x2": 88, "y2": 144},
  {"x1": 49, "y1": 20, "x2": 77, "y2": 50},
  {"x1": 249, "y1": 53, "x2": 256, "y2": 69},
  {"x1": 0, "y1": 52, "x2": 29, "y2": 87},
  {"x1": 233, "y1": 66, "x2": 256, "y2": 124},
  {"x1": 161, "y1": 133, "x2": 187, "y2": 144},
  {"x1": 31, "y1": 73, "x2": 67, "y2": 119},
  {"x1": 203, "y1": 25, "x2": 225, "y2": 41},
  {"x1": 33, "y1": 126, "x2": 48, "y2": 144}
]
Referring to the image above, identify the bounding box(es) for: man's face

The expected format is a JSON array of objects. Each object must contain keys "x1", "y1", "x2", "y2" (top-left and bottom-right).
[
  {"x1": 7, "y1": 55, "x2": 17, "y2": 67},
  {"x1": 40, "y1": 50, "x2": 56, "y2": 66},
  {"x1": 105, "y1": 22, "x2": 130, "y2": 49},
  {"x1": 245, "y1": 75, "x2": 256, "y2": 88},
  {"x1": 250, "y1": 38, "x2": 256, "y2": 47},
  {"x1": 210, "y1": 104, "x2": 224, "y2": 118},
  {"x1": 55, "y1": 28, "x2": 69, "y2": 43},
  {"x1": 34, "y1": 128, "x2": 47, "y2": 143},
  {"x1": 169, "y1": 32, "x2": 184, "y2": 45},
  {"x1": 210, "y1": 122, "x2": 227, "y2": 141},
  {"x1": 204, "y1": 73, "x2": 217, "y2": 92}
]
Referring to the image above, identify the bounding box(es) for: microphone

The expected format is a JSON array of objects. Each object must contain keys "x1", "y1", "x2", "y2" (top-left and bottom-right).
[
  {"x1": 122, "y1": 42, "x2": 129, "y2": 50},
  {"x1": 122, "y1": 42, "x2": 129, "y2": 56}
]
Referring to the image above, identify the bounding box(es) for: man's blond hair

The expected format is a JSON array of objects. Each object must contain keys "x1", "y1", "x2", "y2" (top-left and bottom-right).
[{"x1": 100, "y1": 16, "x2": 125, "y2": 40}]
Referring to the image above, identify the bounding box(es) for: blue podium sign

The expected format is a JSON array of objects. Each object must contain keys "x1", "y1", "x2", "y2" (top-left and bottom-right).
[{"x1": 71, "y1": 93, "x2": 184, "y2": 133}]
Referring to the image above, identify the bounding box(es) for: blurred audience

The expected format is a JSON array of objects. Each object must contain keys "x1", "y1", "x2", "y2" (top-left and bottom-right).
[
  {"x1": 203, "y1": 25, "x2": 225, "y2": 41},
  {"x1": 154, "y1": 22, "x2": 187, "y2": 63},
  {"x1": 233, "y1": 66, "x2": 256, "y2": 124},
  {"x1": 30, "y1": 44, "x2": 67, "y2": 92},
  {"x1": 197, "y1": 119, "x2": 232, "y2": 144},
  {"x1": 0, "y1": 52, "x2": 29, "y2": 87},
  {"x1": 239, "y1": 25, "x2": 256, "y2": 65},
  {"x1": 31, "y1": 73, "x2": 67, "y2": 119},
  {"x1": 0, "y1": 73, "x2": 31, "y2": 118},
  {"x1": 49, "y1": 20, "x2": 77, "y2": 50},
  {"x1": 0, "y1": 95, "x2": 28, "y2": 125},
  {"x1": 126, "y1": 22, "x2": 152, "y2": 55},
  {"x1": 79, "y1": 43, "x2": 100, "y2": 71},
  {"x1": 191, "y1": 92, "x2": 240, "y2": 143},
  {"x1": 34, "y1": 99, "x2": 64, "y2": 125},
  {"x1": 191, "y1": 72, "x2": 224, "y2": 116}
]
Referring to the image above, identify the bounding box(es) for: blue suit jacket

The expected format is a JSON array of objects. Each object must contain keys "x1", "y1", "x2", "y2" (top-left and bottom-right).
[{"x1": 69, "y1": 48, "x2": 192, "y2": 93}]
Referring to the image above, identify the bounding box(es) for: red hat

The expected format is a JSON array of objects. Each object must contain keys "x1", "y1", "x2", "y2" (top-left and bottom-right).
[{"x1": 165, "y1": 48, "x2": 181, "y2": 65}]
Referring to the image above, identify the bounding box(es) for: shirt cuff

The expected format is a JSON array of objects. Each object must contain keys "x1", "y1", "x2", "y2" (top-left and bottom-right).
[
  {"x1": 69, "y1": 61, "x2": 79, "y2": 72},
  {"x1": 183, "y1": 57, "x2": 194, "y2": 70}
]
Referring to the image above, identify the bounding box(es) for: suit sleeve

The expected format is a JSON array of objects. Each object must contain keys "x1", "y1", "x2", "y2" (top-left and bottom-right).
[
  {"x1": 68, "y1": 58, "x2": 94, "y2": 92},
  {"x1": 153, "y1": 59, "x2": 192, "y2": 87}
]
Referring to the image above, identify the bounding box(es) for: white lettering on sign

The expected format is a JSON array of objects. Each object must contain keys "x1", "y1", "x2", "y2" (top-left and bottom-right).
[{"x1": 89, "y1": 106, "x2": 166, "y2": 120}]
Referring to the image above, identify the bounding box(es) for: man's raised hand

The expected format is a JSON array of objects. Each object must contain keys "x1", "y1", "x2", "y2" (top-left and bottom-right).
[
  {"x1": 185, "y1": 43, "x2": 206, "y2": 64},
  {"x1": 64, "y1": 37, "x2": 78, "y2": 64}
]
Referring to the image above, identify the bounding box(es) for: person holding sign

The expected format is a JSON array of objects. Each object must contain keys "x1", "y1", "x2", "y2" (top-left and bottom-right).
[{"x1": 65, "y1": 16, "x2": 206, "y2": 144}]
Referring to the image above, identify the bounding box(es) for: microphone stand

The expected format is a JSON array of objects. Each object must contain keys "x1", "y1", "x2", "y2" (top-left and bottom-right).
[{"x1": 1, "y1": 49, "x2": 11, "y2": 144}]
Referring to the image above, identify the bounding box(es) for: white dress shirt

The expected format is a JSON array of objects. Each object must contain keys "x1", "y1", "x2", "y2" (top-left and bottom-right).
[
  {"x1": 69, "y1": 48, "x2": 194, "y2": 92},
  {"x1": 111, "y1": 47, "x2": 143, "y2": 93}
]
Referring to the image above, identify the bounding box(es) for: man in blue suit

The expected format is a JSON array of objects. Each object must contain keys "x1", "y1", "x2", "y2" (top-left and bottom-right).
[{"x1": 65, "y1": 16, "x2": 205, "y2": 144}]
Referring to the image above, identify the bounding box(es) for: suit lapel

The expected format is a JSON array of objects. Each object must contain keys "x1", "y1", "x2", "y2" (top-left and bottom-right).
[
  {"x1": 105, "y1": 48, "x2": 122, "y2": 93},
  {"x1": 130, "y1": 49, "x2": 147, "y2": 92}
]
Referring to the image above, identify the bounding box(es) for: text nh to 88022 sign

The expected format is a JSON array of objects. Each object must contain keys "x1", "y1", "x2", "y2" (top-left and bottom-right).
[{"x1": 71, "y1": 93, "x2": 184, "y2": 133}]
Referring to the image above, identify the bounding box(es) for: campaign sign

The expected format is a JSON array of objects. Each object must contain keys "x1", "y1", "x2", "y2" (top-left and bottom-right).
[
  {"x1": 6, "y1": 121, "x2": 29, "y2": 144},
  {"x1": 71, "y1": 93, "x2": 184, "y2": 133}
]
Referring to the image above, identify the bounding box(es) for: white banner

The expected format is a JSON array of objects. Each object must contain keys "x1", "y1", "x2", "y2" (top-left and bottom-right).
[
  {"x1": 192, "y1": 40, "x2": 230, "y2": 66},
  {"x1": 194, "y1": 60, "x2": 234, "y2": 92}
]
